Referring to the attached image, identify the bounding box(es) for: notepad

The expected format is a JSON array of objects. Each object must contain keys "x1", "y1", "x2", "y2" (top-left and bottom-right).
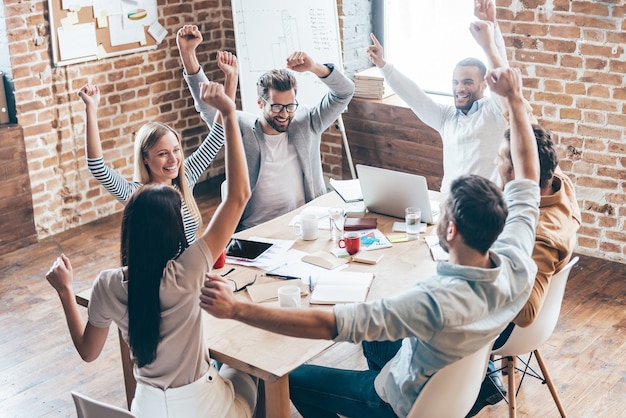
[
  {"x1": 425, "y1": 235, "x2": 450, "y2": 262},
  {"x1": 310, "y1": 271, "x2": 374, "y2": 304},
  {"x1": 302, "y1": 250, "x2": 350, "y2": 269}
]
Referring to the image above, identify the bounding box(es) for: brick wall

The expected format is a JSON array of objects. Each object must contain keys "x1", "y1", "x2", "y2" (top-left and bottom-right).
[
  {"x1": 5, "y1": 0, "x2": 625, "y2": 263},
  {"x1": 5, "y1": 0, "x2": 234, "y2": 237},
  {"x1": 498, "y1": 0, "x2": 626, "y2": 263}
]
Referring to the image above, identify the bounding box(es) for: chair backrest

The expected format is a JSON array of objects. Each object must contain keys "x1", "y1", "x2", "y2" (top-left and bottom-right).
[
  {"x1": 492, "y1": 256, "x2": 579, "y2": 357},
  {"x1": 71, "y1": 391, "x2": 136, "y2": 418},
  {"x1": 407, "y1": 341, "x2": 493, "y2": 418}
]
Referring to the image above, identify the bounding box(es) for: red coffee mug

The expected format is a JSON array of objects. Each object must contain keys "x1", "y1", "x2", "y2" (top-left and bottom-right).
[
  {"x1": 213, "y1": 249, "x2": 227, "y2": 269},
  {"x1": 338, "y1": 232, "x2": 360, "y2": 255}
]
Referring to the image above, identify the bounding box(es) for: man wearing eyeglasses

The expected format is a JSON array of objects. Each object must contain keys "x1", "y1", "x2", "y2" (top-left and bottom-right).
[{"x1": 177, "y1": 25, "x2": 354, "y2": 230}]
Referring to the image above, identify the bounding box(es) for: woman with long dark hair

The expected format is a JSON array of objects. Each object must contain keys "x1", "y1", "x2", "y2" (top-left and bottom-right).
[{"x1": 46, "y1": 81, "x2": 255, "y2": 417}]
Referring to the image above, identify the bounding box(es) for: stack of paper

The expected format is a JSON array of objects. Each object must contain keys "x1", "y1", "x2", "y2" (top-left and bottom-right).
[{"x1": 353, "y1": 67, "x2": 394, "y2": 99}]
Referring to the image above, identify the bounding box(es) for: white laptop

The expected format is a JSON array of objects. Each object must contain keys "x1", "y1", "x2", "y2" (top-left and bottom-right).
[{"x1": 356, "y1": 164, "x2": 440, "y2": 224}]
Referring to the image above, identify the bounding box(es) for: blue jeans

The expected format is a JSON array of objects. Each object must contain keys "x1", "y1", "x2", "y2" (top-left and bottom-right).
[{"x1": 289, "y1": 340, "x2": 402, "y2": 418}]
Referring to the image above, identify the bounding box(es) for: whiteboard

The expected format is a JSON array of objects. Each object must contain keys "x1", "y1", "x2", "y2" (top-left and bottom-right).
[{"x1": 231, "y1": 0, "x2": 343, "y2": 113}]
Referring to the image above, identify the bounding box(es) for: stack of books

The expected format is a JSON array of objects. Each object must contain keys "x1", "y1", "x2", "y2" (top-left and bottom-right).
[{"x1": 353, "y1": 66, "x2": 394, "y2": 99}]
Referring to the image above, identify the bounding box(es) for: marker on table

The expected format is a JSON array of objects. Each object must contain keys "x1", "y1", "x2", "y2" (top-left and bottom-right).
[{"x1": 265, "y1": 272, "x2": 301, "y2": 281}]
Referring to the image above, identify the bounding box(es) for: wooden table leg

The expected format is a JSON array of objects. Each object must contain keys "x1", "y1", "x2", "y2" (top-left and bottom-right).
[
  {"x1": 263, "y1": 375, "x2": 290, "y2": 418},
  {"x1": 118, "y1": 328, "x2": 137, "y2": 410}
]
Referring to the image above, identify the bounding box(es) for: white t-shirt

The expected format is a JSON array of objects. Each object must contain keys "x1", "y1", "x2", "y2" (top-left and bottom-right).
[{"x1": 240, "y1": 132, "x2": 305, "y2": 229}]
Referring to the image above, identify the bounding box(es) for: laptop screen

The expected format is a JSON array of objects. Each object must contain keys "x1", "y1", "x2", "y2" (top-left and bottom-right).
[{"x1": 356, "y1": 164, "x2": 438, "y2": 223}]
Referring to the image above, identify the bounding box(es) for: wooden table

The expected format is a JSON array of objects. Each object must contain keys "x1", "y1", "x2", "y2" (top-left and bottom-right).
[{"x1": 78, "y1": 190, "x2": 441, "y2": 416}]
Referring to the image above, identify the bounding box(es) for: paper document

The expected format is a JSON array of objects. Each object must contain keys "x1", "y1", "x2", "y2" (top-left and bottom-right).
[{"x1": 330, "y1": 178, "x2": 363, "y2": 202}]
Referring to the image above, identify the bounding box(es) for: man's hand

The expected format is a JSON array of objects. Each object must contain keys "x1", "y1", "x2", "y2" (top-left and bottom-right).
[
  {"x1": 286, "y1": 51, "x2": 315, "y2": 73},
  {"x1": 486, "y1": 67, "x2": 523, "y2": 100},
  {"x1": 199, "y1": 274, "x2": 239, "y2": 319},
  {"x1": 217, "y1": 51, "x2": 238, "y2": 81},
  {"x1": 474, "y1": 0, "x2": 496, "y2": 23},
  {"x1": 199, "y1": 82, "x2": 235, "y2": 115},
  {"x1": 367, "y1": 33, "x2": 386, "y2": 68},
  {"x1": 78, "y1": 84, "x2": 100, "y2": 109},
  {"x1": 176, "y1": 24, "x2": 203, "y2": 55},
  {"x1": 469, "y1": 20, "x2": 495, "y2": 51},
  {"x1": 46, "y1": 254, "x2": 74, "y2": 295}
]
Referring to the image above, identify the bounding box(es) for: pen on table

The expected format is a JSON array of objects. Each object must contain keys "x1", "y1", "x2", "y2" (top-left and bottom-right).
[
  {"x1": 220, "y1": 267, "x2": 235, "y2": 277},
  {"x1": 308, "y1": 275, "x2": 313, "y2": 292},
  {"x1": 265, "y1": 272, "x2": 301, "y2": 281}
]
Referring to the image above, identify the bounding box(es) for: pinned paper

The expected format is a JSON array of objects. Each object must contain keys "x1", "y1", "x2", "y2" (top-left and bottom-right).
[
  {"x1": 148, "y1": 21, "x2": 167, "y2": 44},
  {"x1": 61, "y1": 11, "x2": 79, "y2": 29},
  {"x1": 96, "y1": 44, "x2": 107, "y2": 59},
  {"x1": 96, "y1": 15, "x2": 108, "y2": 28}
]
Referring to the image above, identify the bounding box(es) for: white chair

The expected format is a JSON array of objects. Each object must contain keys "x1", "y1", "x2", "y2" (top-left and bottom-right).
[
  {"x1": 407, "y1": 341, "x2": 494, "y2": 418},
  {"x1": 71, "y1": 391, "x2": 136, "y2": 418},
  {"x1": 490, "y1": 256, "x2": 579, "y2": 418}
]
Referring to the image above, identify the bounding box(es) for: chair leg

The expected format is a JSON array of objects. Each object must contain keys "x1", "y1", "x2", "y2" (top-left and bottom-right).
[
  {"x1": 534, "y1": 349, "x2": 567, "y2": 418},
  {"x1": 506, "y1": 356, "x2": 517, "y2": 418}
]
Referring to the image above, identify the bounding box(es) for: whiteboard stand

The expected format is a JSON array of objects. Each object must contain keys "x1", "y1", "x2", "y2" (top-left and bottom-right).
[{"x1": 337, "y1": 114, "x2": 356, "y2": 179}]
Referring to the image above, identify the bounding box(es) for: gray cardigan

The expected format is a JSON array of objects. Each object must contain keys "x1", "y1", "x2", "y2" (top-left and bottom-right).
[{"x1": 184, "y1": 65, "x2": 355, "y2": 226}]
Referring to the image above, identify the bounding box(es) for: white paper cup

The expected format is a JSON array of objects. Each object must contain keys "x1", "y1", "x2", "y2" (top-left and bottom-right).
[{"x1": 278, "y1": 285, "x2": 301, "y2": 308}]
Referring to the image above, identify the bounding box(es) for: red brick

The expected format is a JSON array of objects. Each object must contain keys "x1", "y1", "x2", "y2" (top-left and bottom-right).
[
  {"x1": 599, "y1": 242, "x2": 621, "y2": 254},
  {"x1": 608, "y1": 142, "x2": 626, "y2": 155},
  {"x1": 548, "y1": 25, "x2": 581, "y2": 39},
  {"x1": 572, "y1": 1, "x2": 610, "y2": 16},
  {"x1": 577, "y1": 236, "x2": 597, "y2": 249},
  {"x1": 575, "y1": 97, "x2": 618, "y2": 112},
  {"x1": 575, "y1": 15, "x2": 619, "y2": 30},
  {"x1": 580, "y1": 151, "x2": 618, "y2": 167}
]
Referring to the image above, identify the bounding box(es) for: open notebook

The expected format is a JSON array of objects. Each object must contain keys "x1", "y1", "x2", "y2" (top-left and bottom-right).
[{"x1": 310, "y1": 271, "x2": 374, "y2": 305}]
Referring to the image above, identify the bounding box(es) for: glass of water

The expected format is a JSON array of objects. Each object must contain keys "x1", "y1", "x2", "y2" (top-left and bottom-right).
[
  {"x1": 405, "y1": 207, "x2": 421, "y2": 240},
  {"x1": 328, "y1": 207, "x2": 345, "y2": 241}
]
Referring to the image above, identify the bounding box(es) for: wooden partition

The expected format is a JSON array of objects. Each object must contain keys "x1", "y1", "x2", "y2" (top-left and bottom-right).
[
  {"x1": 0, "y1": 125, "x2": 37, "y2": 254},
  {"x1": 342, "y1": 95, "x2": 444, "y2": 191}
]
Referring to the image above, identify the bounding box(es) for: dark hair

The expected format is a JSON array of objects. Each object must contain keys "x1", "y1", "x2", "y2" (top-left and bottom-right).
[
  {"x1": 121, "y1": 184, "x2": 189, "y2": 368},
  {"x1": 504, "y1": 124, "x2": 558, "y2": 189},
  {"x1": 443, "y1": 175, "x2": 508, "y2": 254},
  {"x1": 456, "y1": 58, "x2": 487, "y2": 79},
  {"x1": 256, "y1": 69, "x2": 297, "y2": 100}
]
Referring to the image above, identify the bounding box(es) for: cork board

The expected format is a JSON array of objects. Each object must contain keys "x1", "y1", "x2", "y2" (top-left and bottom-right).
[{"x1": 48, "y1": 0, "x2": 162, "y2": 67}]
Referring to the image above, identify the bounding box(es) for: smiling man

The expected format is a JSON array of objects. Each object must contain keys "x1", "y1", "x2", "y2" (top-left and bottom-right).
[
  {"x1": 367, "y1": 0, "x2": 507, "y2": 193},
  {"x1": 178, "y1": 25, "x2": 354, "y2": 230}
]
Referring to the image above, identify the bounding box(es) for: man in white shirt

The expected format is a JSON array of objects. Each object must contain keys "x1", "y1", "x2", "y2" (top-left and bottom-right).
[{"x1": 367, "y1": 0, "x2": 508, "y2": 193}]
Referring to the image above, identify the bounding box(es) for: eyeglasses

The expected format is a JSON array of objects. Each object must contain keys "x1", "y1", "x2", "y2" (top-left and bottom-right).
[
  {"x1": 227, "y1": 274, "x2": 258, "y2": 292},
  {"x1": 261, "y1": 97, "x2": 299, "y2": 113}
]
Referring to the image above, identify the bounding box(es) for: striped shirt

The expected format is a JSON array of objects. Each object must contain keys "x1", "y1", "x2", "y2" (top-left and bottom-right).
[{"x1": 87, "y1": 123, "x2": 225, "y2": 244}]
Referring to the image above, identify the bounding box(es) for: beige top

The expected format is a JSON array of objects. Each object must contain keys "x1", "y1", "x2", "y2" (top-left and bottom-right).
[{"x1": 88, "y1": 240, "x2": 213, "y2": 389}]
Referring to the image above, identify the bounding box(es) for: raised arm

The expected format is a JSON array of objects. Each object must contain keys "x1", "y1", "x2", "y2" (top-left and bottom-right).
[
  {"x1": 200, "y1": 275, "x2": 338, "y2": 340},
  {"x1": 45, "y1": 254, "x2": 109, "y2": 362},
  {"x1": 286, "y1": 51, "x2": 331, "y2": 78},
  {"x1": 366, "y1": 33, "x2": 386, "y2": 68},
  {"x1": 78, "y1": 84, "x2": 103, "y2": 159},
  {"x1": 177, "y1": 24, "x2": 202, "y2": 76},
  {"x1": 470, "y1": 20, "x2": 506, "y2": 70},
  {"x1": 198, "y1": 82, "x2": 250, "y2": 261},
  {"x1": 487, "y1": 67, "x2": 539, "y2": 183}
]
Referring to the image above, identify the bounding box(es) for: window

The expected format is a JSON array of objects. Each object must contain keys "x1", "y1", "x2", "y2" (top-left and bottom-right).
[{"x1": 382, "y1": 0, "x2": 488, "y2": 96}]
